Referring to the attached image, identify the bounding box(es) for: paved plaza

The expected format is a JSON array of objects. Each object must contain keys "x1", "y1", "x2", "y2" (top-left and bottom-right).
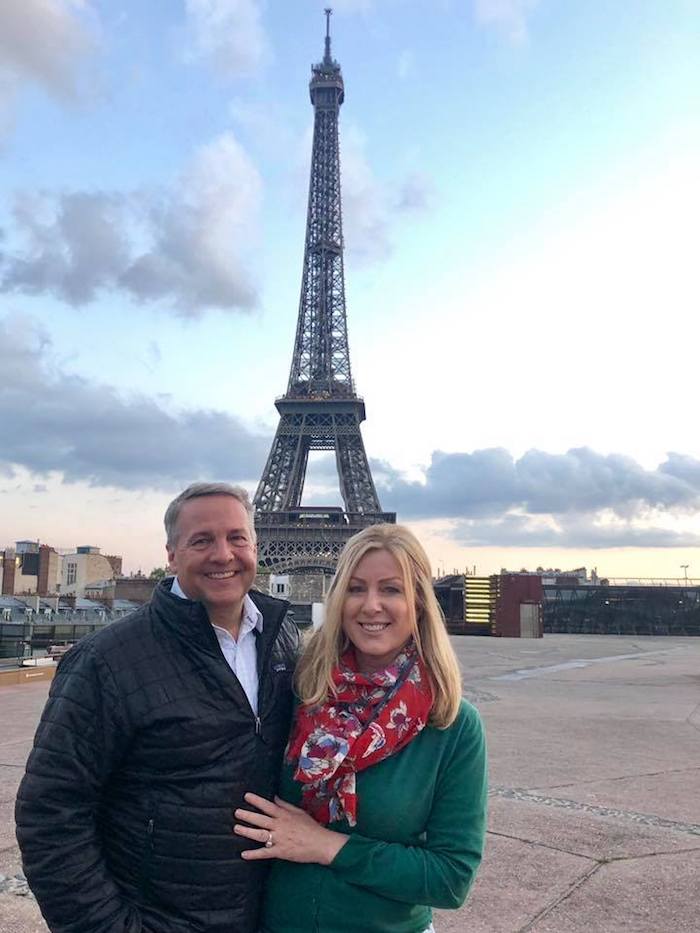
[{"x1": 1, "y1": 634, "x2": 698, "y2": 932}]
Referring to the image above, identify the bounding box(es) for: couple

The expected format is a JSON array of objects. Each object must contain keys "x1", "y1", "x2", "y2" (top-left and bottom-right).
[{"x1": 16, "y1": 482, "x2": 488, "y2": 933}]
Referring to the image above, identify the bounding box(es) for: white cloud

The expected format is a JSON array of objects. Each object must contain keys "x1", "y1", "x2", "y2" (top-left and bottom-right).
[
  {"x1": 1, "y1": 132, "x2": 263, "y2": 316},
  {"x1": 0, "y1": 0, "x2": 96, "y2": 138},
  {"x1": 473, "y1": 0, "x2": 540, "y2": 44},
  {"x1": 122, "y1": 132, "x2": 262, "y2": 314},
  {"x1": 341, "y1": 125, "x2": 392, "y2": 262},
  {"x1": 184, "y1": 0, "x2": 268, "y2": 78},
  {"x1": 394, "y1": 172, "x2": 435, "y2": 213},
  {"x1": 339, "y1": 127, "x2": 435, "y2": 262},
  {"x1": 0, "y1": 0, "x2": 94, "y2": 97}
]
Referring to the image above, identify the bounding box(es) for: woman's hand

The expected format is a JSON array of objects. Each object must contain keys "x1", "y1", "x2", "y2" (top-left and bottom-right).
[{"x1": 234, "y1": 793, "x2": 348, "y2": 865}]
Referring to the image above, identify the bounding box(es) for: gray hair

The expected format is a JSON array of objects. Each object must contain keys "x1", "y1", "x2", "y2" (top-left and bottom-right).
[{"x1": 164, "y1": 482, "x2": 256, "y2": 548}]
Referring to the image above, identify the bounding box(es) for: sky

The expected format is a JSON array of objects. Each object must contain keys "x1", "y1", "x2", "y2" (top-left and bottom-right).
[{"x1": 1, "y1": 0, "x2": 700, "y2": 581}]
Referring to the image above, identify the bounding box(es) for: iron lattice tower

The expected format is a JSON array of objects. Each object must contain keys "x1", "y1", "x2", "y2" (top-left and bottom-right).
[{"x1": 254, "y1": 10, "x2": 395, "y2": 573}]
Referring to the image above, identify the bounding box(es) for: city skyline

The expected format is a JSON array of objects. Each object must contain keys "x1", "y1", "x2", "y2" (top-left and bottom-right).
[{"x1": 1, "y1": 1, "x2": 699, "y2": 578}]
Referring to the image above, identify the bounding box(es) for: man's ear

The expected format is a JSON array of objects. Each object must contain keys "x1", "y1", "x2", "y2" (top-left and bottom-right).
[{"x1": 166, "y1": 545, "x2": 176, "y2": 573}]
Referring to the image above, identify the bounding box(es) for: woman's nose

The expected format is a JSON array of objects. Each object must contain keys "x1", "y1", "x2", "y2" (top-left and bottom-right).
[{"x1": 362, "y1": 588, "x2": 383, "y2": 613}]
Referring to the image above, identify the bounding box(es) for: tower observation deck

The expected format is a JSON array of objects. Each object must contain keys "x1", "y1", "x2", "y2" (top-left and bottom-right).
[{"x1": 253, "y1": 10, "x2": 395, "y2": 573}]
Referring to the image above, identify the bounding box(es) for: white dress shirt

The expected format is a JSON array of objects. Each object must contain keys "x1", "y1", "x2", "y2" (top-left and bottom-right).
[{"x1": 171, "y1": 576, "x2": 264, "y2": 714}]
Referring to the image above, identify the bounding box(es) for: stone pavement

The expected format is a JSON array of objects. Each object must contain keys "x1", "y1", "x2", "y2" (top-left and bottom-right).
[{"x1": 1, "y1": 635, "x2": 698, "y2": 932}]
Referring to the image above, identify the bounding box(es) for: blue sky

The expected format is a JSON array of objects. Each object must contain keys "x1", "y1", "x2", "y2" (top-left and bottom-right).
[{"x1": 1, "y1": 0, "x2": 699, "y2": 579}]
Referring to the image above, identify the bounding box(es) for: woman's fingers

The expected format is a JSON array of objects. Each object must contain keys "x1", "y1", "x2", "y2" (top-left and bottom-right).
[
  {"x1": 233, "y1": 807, "x2": 273, "y2": 829},
  {"x1": 234, "y1": 820, "x2": 279, "y2": 861},
  {"x1": 233, "y1": 823, "x2": 270, "y2": 842},
  {"x1": 240, "y1": 845, "x2": 274, "y2": 860},
  {"x1": 243, "y1": 792, "x2": 279, "y2": 815}
]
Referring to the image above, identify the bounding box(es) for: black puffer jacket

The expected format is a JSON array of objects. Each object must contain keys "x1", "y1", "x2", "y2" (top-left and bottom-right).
[{"x1": 16, "y1": 581, "x2": 300, "y2": 933}]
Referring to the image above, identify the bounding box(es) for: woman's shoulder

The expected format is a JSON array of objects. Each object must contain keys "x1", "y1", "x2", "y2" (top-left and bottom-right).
[
  {"x1": 429, "y1": 698, "x2": 484, "y2": 748},
  {"x1": 455, "y1": 696, "x2": 483, "y2": 727}
]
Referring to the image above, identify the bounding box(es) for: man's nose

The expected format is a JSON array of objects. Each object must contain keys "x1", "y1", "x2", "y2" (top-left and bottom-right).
[{"x1": 210, "y1": 537, "x2": 235, "y2": 562}]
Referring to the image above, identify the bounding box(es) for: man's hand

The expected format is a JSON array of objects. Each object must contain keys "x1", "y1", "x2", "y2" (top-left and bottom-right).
[{"x1": 234, "y1": 793, "x2": 348, "y2": 865}]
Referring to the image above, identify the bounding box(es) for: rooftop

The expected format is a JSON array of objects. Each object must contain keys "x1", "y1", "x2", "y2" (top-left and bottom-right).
[{"x1": 1, "y1": 634, "x2": 698, "y2": 931}]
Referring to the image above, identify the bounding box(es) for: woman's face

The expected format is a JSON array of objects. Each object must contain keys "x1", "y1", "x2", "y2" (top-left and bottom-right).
[{"x1": 341, "y1": 549, "x2": 414, "y2": 673}]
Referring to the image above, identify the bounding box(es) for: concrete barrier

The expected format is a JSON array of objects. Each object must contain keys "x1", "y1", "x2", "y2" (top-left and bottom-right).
[{"x1": 0, "y1": 665, "x2": 56, "y2": 687}]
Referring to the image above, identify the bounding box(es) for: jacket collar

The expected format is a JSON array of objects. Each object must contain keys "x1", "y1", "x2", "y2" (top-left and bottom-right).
[{"x1": 151, "y1": 577, "x2": 289, "y2": 653}]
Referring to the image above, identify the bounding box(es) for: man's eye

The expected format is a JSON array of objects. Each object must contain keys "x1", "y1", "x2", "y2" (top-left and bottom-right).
[{"x1": 191, "y1": 538, "x2": 209, "y2": 548}]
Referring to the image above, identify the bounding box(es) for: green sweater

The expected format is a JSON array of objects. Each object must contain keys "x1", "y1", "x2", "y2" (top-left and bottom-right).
[{"x1": 261, "y1": 698, "x2": 488, "y2": 933}]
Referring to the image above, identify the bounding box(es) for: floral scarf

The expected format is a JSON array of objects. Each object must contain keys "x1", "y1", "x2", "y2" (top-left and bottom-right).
[{"x1": 286, "y1": 643, "x2": 433, "y2": 826}]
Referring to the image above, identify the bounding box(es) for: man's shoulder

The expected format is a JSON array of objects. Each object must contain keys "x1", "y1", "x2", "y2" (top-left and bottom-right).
[{"x1": 59, "y1": 603, "x2": 153, "y2": 667}]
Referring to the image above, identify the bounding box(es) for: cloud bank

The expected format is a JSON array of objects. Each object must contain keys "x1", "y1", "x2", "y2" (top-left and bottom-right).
[
  {"x1": 378, "y1": 448, "x2": 700, "y2": 520},
  {"x1": 0, "y1": 314, "x2": 268, "y2": 490},
  {"x1": 4, "y1": 313, "x2": 699, "y2": 547},
  {"x1": 375, "y1": 448, "x2": 700, "y2": 548},
  {"x1": 1, "y1": 133, "x2": 262, "y2": 316}
]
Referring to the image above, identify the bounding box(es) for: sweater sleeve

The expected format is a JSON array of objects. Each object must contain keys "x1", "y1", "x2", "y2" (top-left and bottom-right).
[
  {"x1": 15, "y1": 642, "x2": 143, "y2": 933},
  {"x1": 328, "y1": 702, "x2": 488, "y2": 909}
]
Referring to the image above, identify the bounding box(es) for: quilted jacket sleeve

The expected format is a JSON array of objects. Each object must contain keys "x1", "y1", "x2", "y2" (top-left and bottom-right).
[{"x1": 15, "y1": 641, "x2": 143, "y2": 933}]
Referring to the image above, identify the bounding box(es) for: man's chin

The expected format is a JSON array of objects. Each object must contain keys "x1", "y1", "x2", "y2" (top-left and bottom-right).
[{"x1": 199, "y1": 581, "x2": 249, "y2": 609}]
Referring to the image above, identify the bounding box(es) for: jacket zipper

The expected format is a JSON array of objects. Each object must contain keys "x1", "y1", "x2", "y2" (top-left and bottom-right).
[
  {"x1": 140, "y1": 818, "x2": 155, "y2": 894},
  {"x1": 254, "y1": 609, "x2": 286, "y2": 739}
]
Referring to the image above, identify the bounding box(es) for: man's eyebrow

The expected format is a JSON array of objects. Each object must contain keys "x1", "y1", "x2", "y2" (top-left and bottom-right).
[
  {"x1": 186, "y1": 527, "x2": 249, "y2": 539},
  {"x1": 185, "y1": 529, "x2": 212, "y2": 540}
]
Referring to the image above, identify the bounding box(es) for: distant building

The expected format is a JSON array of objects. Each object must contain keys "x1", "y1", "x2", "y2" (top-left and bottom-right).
[
  {"x1": 500, "y1": 566, "x2": 597, "y2": 586},
  {"x1": 60, "y1": 546, "x2": 122, "y2": 597},
  {"x1": 93, "y1": 575, "x2": 158, "y2": 605},
  {"x1": 1, "y1": 542, "x2": 61, "y2": 597}
]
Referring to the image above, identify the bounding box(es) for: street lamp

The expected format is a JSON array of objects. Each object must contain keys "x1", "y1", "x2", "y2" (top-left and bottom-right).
[{"x1": 680, "y1": 564, "x2": 689, "y2": 585}]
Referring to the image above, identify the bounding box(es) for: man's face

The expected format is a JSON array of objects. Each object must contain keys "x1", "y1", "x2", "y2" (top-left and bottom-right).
[{"x1": 166, "y1": 495, "x2": 257, "y2": 614}]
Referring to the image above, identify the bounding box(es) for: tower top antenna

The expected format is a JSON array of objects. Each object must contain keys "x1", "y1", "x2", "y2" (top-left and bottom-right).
[{"x1": 324, "y1": 8, "x2": 332, "y2": 63}]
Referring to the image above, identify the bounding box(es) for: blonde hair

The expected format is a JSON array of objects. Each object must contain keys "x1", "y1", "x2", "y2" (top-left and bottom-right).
[{"x1": 295, "y1": 524, "x2": 463, "y2": 728}]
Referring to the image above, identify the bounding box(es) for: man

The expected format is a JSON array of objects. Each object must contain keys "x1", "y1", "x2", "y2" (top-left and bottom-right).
[{"x1": 16, "y1": 483, "x2": 299, "y2": 933}]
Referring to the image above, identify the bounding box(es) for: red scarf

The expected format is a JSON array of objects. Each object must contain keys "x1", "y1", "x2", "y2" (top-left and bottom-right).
[{"x1": 286, "y1": 643, "x2": 433, "y2": 826}]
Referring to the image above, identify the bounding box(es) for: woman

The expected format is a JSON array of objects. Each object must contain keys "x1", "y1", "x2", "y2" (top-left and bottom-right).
[{"x1": 234, "y1": 524, "x2": 488, "y2": 933}]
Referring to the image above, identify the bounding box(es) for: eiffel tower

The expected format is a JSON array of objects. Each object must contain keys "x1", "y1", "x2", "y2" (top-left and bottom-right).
[{"x1": 254, "y1": 10, "x2": 395, "y2": 573}]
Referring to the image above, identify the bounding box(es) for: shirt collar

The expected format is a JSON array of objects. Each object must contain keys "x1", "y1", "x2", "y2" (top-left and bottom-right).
[{"x1": 171, "y1": 576, "x2": 263, "y2": 634}]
